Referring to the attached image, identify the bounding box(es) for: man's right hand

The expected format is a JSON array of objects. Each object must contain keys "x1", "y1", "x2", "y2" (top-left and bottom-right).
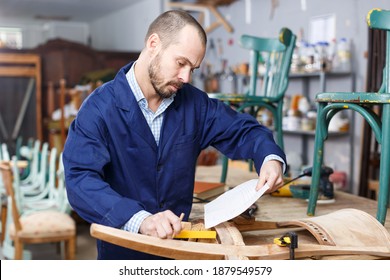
[{"x1": 139, "y1": 210, "x2": 183, "y2": 239}]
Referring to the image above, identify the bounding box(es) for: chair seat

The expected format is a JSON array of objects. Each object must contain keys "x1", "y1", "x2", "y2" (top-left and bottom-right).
[
  {"x1": 208, "y1": 93, "x2": 280, "y2": 103},
  {"x1": 9, "y1": 210, "x2": 75, "y2": 239},
  {"x1": 316, "y1": 92, "x2": 390, "y2": 103}
]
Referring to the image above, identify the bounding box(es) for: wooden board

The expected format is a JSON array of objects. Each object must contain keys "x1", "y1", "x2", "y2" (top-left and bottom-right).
[{"x1": 193, "y1": 181, "x2": 226, "y2": 200}]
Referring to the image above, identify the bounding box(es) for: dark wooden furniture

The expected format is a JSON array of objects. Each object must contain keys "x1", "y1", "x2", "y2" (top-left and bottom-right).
[
  {"x1": 359, "y1": 28, "x2": 386, "y2": 200},
  {"x1": 0, "y1": 53, "x2": 42, "y2": 148},
  {"x1": 0, "y1": 39, "x2": 139, "y2": 149},
  {"x1": 34, "y1": 39, "x2": 139, "y2": 144}
]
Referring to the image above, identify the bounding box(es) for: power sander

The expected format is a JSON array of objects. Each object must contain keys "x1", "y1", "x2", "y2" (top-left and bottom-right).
[{"x1": 272, "y1": 166, "x2": 334, "y2": 200}]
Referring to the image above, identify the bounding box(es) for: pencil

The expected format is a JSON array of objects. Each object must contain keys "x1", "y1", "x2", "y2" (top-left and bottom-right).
[{"x1": 172, "y1": 213, "x2": 185, "y2": 238}]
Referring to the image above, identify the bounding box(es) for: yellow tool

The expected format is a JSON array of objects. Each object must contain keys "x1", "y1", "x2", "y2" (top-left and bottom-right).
[
  {"x1": 274, "y1": 232, "x2": 298, "y2": 260},
  {"x1": 174, "y1": 230, "x2": 217, "y2": 239},
  {"x1": 270, "y1": 184, "x2": 292, "y2": 197},
  {"x1": 273, "y1": 236, "x2": 292, "y2": 246},
  {"x1": 174, "y1": 218, "x2": 217, "y2": 239},
  {"x1": 271, "y1": 175, "x2": 311, "y2": 197}
]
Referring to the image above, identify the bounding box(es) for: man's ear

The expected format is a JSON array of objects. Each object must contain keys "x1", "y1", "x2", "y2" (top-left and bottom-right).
[{"x1": 146, "y1": 33, "x2": 160, "y2": 53}]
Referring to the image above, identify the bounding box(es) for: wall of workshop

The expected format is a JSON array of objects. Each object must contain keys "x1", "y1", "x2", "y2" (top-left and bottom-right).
[
  {"x1": 2, "y1": 0, "x2": 389, "y2": 193},
  {"x1": 89, "y1": 0, "x2": 162, "y2": 52},
  {"x1": 198, "y1": 0, "x2": 390, "y2": 194},
  {"x1": 0, "y1": 17, "x2": 90, "y2": 48},
  {"x1": 88, "y1": 0, "x2": 390, "y2": 194}
]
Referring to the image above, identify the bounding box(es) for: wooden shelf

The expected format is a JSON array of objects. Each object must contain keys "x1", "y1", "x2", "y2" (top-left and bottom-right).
[{"x1": 0, "y1": 53, "x2": 42, "y2": 142}]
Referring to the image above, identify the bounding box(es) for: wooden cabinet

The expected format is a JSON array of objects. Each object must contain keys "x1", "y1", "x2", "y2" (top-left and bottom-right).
[
  {"x1": 34, "y1": 39, "x2": 139, "y2": 127},
  {"x1": 1, "y1": 39, "x2": 140, "y2": 150},
  {"x1": 0, "y1": 53, "x2": 42, "y2": 151}
]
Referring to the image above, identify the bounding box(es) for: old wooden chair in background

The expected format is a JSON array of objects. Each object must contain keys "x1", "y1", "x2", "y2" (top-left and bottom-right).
[
  {"x1": 0, "y1": 161, "x2": 76, "y2": 259},
  {"x1": 308, "y1": 8, "x2": 390, "y2": 225},
  {"x1": 209, "y1": 27, "x2": 296, "y2": 183}
]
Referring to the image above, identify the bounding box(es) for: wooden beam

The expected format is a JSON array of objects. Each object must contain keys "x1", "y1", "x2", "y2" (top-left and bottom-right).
[{"x1": 168, "y1": 2, "x2": 233, "y2": 33}]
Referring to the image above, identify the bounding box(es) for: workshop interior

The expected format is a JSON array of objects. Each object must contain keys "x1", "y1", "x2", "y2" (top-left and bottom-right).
[{"x1": 1, "y1": 0, "x2": 390, "y2": 260}]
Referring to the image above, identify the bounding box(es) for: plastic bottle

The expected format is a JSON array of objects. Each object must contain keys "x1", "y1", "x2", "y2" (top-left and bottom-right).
[
  {"x1": 291, "y1": 41, "x2": 301, "y2": 73},
  {"x1": 337, "y1": 38, "x2": 351, "y2": 72},
  {"x1": 315, "y1": 41, "x2": 329, "y2": 72},
  {"x1": 327, "y1": 38, "x2": 337, "y2": 71},
  {"x1": 298, "y1": 41, "x2": 309, "y2": 69}
]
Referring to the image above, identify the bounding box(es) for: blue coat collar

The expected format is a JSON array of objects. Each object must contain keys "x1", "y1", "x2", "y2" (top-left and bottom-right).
[{"x1": 111, "y1": 62, "x2": 182, "y2": 150}]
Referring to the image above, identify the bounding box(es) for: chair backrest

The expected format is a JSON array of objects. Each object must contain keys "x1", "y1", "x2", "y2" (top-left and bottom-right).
[
  {"x1": 367, "y1": 9, "x2": 390, "y2": 94},
  {"x1": 1, "y1": 143, "x2": 10, "y2": 161},
  {"x1": 57, "y1": 152, "x2": 71, "y2": 213},
  {"x1": 240, "y1": 28, "x2": 296, "y2": 100}
]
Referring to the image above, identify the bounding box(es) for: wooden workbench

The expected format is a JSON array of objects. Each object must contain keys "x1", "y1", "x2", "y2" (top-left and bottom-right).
[{"x1": 193, "y1": 165, "x2": 390, "y2": 259}]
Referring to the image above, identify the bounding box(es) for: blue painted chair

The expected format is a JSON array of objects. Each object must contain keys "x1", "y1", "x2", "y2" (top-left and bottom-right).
[{"x1": 308, "y1": 8, "x2": 390, "y2": 225}]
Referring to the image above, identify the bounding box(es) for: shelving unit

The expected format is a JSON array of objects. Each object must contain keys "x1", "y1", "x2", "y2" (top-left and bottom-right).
[{"x1": 285, "y1": 71, "x2": 356, "y2": 192}]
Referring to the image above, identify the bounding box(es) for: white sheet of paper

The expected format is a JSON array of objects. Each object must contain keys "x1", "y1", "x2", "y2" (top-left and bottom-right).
[{"x1": 204, "y1": 179, "x2": 269, "y2": 229}]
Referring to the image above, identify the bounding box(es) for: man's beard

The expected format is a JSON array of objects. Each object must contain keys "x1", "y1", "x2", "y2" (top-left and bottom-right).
[{"x1": 148, "y1": 53, "x2": 183, "y2": 99}]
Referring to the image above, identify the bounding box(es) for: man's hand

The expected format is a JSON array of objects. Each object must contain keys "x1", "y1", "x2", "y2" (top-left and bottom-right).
[
  {"x1": 139, "y1": 210, "x2": 183, "y2": 239},
  {"x1": 256, "y1": 159, "x2": 284, "y2": 193}
]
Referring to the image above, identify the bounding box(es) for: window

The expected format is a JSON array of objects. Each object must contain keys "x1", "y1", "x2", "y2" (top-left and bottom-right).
[{"x1": 0, "y1": 27, "x2": 22, "y2": 49}]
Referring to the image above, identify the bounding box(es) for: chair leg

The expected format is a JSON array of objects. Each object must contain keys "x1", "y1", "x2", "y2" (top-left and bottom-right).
[
  {"x1": 14, "y1": 239, "x2": 24, "y2": 260},
  {"x1": 307, "y1": 104, "x2": 326, "y2": 216},
  {"x1": 1, "y1": 204, "x2": 6, "y2": 245},
  {"x1": 220, "y1": 155, "x2": 228, "y2": 184},
  {"x1": 377, "y1": 105, "x2": 390, "y2": 224},
  {"x1": 65, "y1": 236, "x2": 76, "y2": 260},
  {"x1": 275, "y1": 105, "x2": 284, "y2": 151}
]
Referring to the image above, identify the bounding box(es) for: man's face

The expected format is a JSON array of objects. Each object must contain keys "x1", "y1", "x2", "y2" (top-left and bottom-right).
[
  {"x1": 148, "y1": 25, "x2": 206, "y2": 99},
  {"x1": 148, "y1": 52, "x2": 181, "y2": 99}
]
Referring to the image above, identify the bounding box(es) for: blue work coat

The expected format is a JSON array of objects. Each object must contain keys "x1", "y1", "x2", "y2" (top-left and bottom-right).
[{"x1": 63, "y1": 62, "x2": 286, "y2": 259}]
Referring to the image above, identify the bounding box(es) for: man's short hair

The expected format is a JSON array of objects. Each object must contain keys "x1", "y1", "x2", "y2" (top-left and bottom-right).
[{"x1": 145, "y1": 10, "x2": 207, "y2": 48}]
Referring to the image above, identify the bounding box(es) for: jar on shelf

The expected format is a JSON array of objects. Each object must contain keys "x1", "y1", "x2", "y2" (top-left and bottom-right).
[{"x1": 336, "y1": 38, "x2": 351, "y2": 72}]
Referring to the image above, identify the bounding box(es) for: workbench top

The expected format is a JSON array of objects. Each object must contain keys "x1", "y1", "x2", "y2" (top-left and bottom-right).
[{"x1": 193, "y1": 165, "x2": 390, "y2": 260}]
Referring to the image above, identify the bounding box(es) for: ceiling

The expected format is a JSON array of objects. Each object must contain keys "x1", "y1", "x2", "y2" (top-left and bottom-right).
[{"x1": 0, "y1": 0, "x2": 142, "y2": 23}]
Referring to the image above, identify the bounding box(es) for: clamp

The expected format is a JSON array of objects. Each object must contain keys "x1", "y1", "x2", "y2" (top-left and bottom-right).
[{"x1": 274, "y1": 231, "x2": 298, "y2": 260}]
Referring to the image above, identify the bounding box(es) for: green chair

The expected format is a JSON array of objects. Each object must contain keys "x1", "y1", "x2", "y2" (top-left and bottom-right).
[
  {"x1": 209, "y1": 27, "x2": 296, "y2": 182},
  {"x1": 308, "y1": 8, "x2": 390, "y2": 225}
]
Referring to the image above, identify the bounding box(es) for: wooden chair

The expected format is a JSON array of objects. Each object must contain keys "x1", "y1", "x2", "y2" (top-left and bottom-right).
[
  {"x1": 90, "y1": 208, "x2": 390, "y2": 259},
  {"x1": 308, "y1": 8, "x2": 390, "y2": 225},
  {"x1": 47, "y1": 79, "x2": 90, "y2": 151},
  {"x1": 0, "y1": 142, "x2": 10, "y2": 244},
  {"x1": 209, "y1": 28, "x2": 296, "y2": 182},
  {"x1": 16, "y1": 147, "x2": 70, "y2": 214},
  {"x1": 0, "y1": 161, "x2": 76, "y2": 259}
]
